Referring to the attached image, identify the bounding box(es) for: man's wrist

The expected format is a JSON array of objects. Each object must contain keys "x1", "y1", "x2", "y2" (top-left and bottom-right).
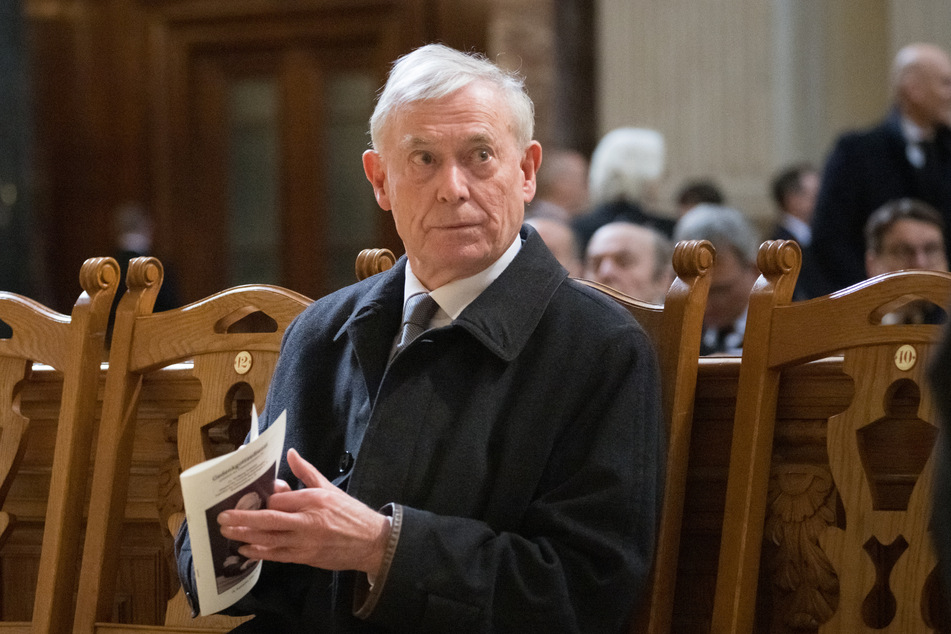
[{"x1": 366, "y1": 514, "x2": 394, "y2": 585}]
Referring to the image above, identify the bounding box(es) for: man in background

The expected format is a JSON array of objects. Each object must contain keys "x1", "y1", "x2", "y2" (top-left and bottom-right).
[
  {"x1": 108, "y1": 202, "x2": 181, "y2": 344},
  {"x1": 526, "y1": 148, "x2": 589, "y2": 221},
  {"x1": 525, "y1": 215, "x2": 584, "y2": 277},
  {"x1": 584, "y1": 221, "x2": 673, "y2": 304},
  {"x1": 674, "y1": 178, "x2": 725, "y2": 218},
  {"x1": 769, "y1": 162, "x2": 819, "y2": 245},
  {"x1": 673, "y1": 204, "x2": 761, "y2": 355},
  {"x1": 864, "y1": 197, "x2": 948, "y2": 324},
  {"x1": 810, "y1": 43, "x2": 951, "y2": 296},
  {"x1": 769, "y1": 162, "x2": 821, "y2": 298}
]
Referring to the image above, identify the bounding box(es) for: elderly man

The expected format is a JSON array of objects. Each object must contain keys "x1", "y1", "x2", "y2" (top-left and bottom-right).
[
  {"x1": 810, "y1": 43, "x2": 951, "y2": 296},
  {"x1": 584, "y1": 221, "x2": 674, "y2": 304},
  {"x1": 176, "y1": 44, "x2": 663, "y2": 632},
  {"x1": 674, "y1": 204, "x2": 761, "y2": 355},
  {"x1": 864, "y1": 197, "x2": 948, "y2": 323}
]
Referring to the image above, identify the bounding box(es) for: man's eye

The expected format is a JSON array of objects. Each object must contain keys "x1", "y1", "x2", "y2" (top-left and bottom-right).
[
  {"x1": 472, "y1": 148, "x2": 492, "y2": 162},
  {"x1": 412, "y1": 152, "x2": 435, "y2": 166}
]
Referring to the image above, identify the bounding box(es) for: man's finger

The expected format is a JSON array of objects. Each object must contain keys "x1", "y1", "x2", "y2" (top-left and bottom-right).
[
  {"x1": 287, "y1": 447, "x2": 335, "y2": 489},
  {"x1": 218, "y1": 508, "x2": 291, "y2": 530}
]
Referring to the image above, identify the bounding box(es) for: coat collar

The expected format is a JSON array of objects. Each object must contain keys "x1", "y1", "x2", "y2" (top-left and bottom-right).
[
  {"x1": 451, "y1": 225, "x2": 568, "y2": 361},
  {"x1": 335, "y1": 225, "x2": 569, "y2": 364}
]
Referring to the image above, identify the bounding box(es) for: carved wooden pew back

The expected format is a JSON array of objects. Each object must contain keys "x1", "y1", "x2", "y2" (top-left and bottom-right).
[
  {"x1": 712, "y1": 239, "x2": 951, "y2": 632},
  {"x1": 0, "y1": 258, "x2": 118, "y2": 634}
]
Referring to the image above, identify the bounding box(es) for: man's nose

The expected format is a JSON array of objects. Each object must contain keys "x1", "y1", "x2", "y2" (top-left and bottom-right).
[
  {"x1": 436, "y1": 163, "x2": 469, "y2": 202},
  {"x1": 911, "y1": 249, "x2": 932, "y2": 269},
  {"x1": 596, "y1": 259, "x2": 616, "y2": 281}
]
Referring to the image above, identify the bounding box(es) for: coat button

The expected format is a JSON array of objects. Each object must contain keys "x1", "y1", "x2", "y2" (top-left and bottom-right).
[{"x1": 338, "y1": 451, "x2": 354, "y2": 474}]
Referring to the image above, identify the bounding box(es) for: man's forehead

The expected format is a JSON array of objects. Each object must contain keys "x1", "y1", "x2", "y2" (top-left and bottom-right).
[
  {"x1": 885, "y1": 219, "x2": 944, "y2": 241},
  {"x1": 591, "y1": 237, "x2": 653, "y2": 258}
]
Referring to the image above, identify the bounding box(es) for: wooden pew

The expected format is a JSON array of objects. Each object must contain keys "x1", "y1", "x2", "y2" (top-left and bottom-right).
[
  {"x1": 2, "y1": 258, "x2": 948, "y2": 631},
  {"x1": 0, "y1": 258, "x2": 119, "y2": 634},
  {"x1": 0, "y1": 356, "x2": 865, "y2": 631}
]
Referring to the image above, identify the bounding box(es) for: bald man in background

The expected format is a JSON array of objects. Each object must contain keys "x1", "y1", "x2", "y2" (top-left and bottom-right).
[
  {"x1": 810, "y1": 42, "x2": 951, "y2": 296},
  {"x1": 525, "y1": 215, "x2": 584, "y2": 277},
  {"x1": 584, "y1": 221, "x2": 673, "y2": 304}
]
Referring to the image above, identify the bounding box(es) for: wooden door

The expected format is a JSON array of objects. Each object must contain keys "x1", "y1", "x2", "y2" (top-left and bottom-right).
[{"x1": 147, "y1": 3, "x2": 417, "y2": 303}]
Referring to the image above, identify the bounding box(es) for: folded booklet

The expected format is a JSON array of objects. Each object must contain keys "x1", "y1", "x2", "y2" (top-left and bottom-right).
[{"x1": 180, "y1": 407, "x2": 286, "y2": 615}]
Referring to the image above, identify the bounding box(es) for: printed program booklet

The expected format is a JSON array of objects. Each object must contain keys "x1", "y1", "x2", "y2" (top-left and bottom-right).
[{"x1": 180, "y1": 408, "x2": 286, "y2": 615}]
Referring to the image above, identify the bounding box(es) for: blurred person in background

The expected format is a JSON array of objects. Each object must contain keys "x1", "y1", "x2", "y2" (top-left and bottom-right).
[
  {"x1": 864, "y1": 197, "x2": 948, "y2": 324},
  {"x1": 583, "y1": 221, "x2": 673, "y2": 303},
  {"x1": 572, "y1": 127, "x2": 673, "y2": 252},
  {"x1": 674, "y1": 177, "x2": 725, "y2": 217},
  {"x1": 769, "y1": 162, "x2": 821, "y2": 299},
  {"x1": 525, "y1": 215, "x2": 583, "y2": 277},
  {"x1": 810, "y1": 43, "x2": 951, "y2": 296},
  {"x1": 108, "y1": 203, "x2": 181, "y2": 344},
  {"x1": 526, "y1": 148, "x2": 589, "y2": 221},
  {"x1": 674, "y1": 204, "x2": 761, "y2": 355}
]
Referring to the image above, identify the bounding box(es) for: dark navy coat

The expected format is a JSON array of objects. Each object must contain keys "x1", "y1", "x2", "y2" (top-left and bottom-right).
[{"x1": 178, "y1": 227, "x2": 664, "y2": 633}]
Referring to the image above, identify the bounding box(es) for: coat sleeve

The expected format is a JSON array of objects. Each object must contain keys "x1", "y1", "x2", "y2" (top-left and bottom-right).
[{"x1": 361, "y1": 324, "x2": 664, "y2": 633}]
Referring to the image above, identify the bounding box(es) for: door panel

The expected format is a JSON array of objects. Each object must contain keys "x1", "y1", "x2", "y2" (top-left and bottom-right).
[{"x1": 148, "y1": 4, "x2": 410, "y2": 302}]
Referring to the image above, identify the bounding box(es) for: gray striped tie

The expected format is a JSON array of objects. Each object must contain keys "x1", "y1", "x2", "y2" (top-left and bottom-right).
[{"x1": 393, "y1": 292, "x2": 438, "y2": 356}]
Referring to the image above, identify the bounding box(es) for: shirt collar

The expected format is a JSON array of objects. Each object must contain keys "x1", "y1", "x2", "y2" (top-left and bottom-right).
[
  {"x1": 702, "y1": 308, "x2": 748, "y2": 355},
  {"x1": 779, "y1": 213, "x2": 811, "y2": 246},
  {"x1": 900, "y1": 115, "x2": 930, "y2": 143},
  {"x1": 403, "y1": 235, "x2": 522, "y2": 327},
  {"x1": 899, "y1": 116, "x2": 930, "y2": 168}
]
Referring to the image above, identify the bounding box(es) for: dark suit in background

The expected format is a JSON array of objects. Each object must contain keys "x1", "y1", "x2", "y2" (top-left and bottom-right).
[{"x1": 810, "y1": 111, "x2": 951, "y2": 296}]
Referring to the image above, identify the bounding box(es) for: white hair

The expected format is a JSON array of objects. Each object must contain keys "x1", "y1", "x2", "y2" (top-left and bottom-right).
[
  {"x1": 588, "y1": 127, "x2": 665, "y2": 205},
  {"x1": 673, "y1": 203, "x2": 761, "y2": 264},
  {"x1": 369, "y1": 43, "x2": 535, "y2": 151}
]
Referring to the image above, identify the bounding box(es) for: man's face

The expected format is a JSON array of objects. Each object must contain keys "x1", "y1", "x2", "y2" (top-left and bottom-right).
[
  {"x1": 363, "y1": 82, "x2": 541, "y2": 289},
  {"x1": 704, "y1": 247, "x2": 758, "y2": 329},
  {"x1": 866, "y1": 218, "x2": 948, "y2": 277},
  {"x1": 785, "y1": 171, "x2": 819, "y2": 223},
  {"x1": 907, "y1": 50, "x2": 951, "y2": 129},
  {"x1": 584, "y1": 224, "x2": 668, "y2": 303},
  {"x1": 548, "y1": 152, "x2": 589, "y2": 217}
]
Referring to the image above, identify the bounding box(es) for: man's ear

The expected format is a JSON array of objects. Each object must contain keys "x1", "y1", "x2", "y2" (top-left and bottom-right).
[
  {"x1": 363, "y1": 150, "x2": 392, "y2": 211},
  {"x1": 521, "y1": 141, "x2": 543, "y2": 203}
]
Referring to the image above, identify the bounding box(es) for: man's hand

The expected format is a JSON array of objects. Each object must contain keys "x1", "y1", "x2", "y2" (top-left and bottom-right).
[{"x1": 218, "y1": 448, "x2": 390, "y2": 576}]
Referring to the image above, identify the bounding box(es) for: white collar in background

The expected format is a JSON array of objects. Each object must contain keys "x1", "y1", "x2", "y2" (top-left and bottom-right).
[
  {"x1": 779, "y1": 213, "x2": 811, "y2": 246},
  {"x1": 901, "y1": 116, "x2": 929, "y2": 168}
]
